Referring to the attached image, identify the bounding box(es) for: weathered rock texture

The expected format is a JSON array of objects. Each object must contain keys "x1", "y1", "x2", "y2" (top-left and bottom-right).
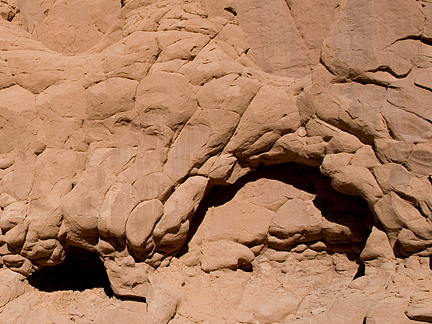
[{"x1": 0, "y1": 0, "x2": 432, "y2": 323}]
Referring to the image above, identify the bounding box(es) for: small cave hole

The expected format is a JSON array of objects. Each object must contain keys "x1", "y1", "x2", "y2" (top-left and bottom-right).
[
  {"x1": 239, "y1": 263, "x2": 253, "y2": 272},
  {"x1": 28, "y1": 247, "x2": 114, "y2": 296},
  {"x1": 224, "y1": 6, "x2": 237, "y2": 16},
  {"x1": 353, "y1": 261, "x2": 366, "y2": 279}
]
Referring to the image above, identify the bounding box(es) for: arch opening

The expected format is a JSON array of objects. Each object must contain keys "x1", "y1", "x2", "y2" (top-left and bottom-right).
[
  {"x1": 177, "y1": 163, "x2": 375, "y2": 278},
  {"x1": 28, "y1": 247, "x2": 114, "y2": 296},
  {"x1": 172, "y1": 162, "x2": 377, "y2": 322},
  {"x1": 179, "y1": 162, "x2": 375, "y2": 272}
]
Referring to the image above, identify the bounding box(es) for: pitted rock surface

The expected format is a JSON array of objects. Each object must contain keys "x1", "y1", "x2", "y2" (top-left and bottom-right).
[{"x1": 1, "y1": 0, "x2": 432, "y2": 323}]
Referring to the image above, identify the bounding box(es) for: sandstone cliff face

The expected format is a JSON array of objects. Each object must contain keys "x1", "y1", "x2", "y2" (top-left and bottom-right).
[{"x1": 0, "y1": 0, "x2": 432, "y2": 323}]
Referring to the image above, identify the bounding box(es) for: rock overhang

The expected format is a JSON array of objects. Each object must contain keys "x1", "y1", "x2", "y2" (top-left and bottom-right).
[{"x1": 0, "y1": 0, "x2": 432, "y2": 322}]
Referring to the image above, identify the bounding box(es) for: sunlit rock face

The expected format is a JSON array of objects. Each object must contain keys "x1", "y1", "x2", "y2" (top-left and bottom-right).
[{"x1": 1, "y1": 0, "x2": 432, "y2": 323}]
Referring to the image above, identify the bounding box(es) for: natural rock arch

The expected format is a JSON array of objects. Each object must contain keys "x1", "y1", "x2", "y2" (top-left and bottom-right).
[
  {"x1": 27, "y1": 247, "x2": 113, "y2": 295},
  {"x1": 0, "y1": 0, "x2": 432, "y2": 323},
  {"x1": 178, "y1": 162, "x2": 374, "y2": 275}
]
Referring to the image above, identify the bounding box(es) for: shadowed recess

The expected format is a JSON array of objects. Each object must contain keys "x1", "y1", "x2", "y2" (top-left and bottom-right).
[
  {"x1": 28, "y1": 247, "x2": 114, "y2": 296},
  {"x1": 178, "y1": 162, "x2": 374, "y2": 258}
]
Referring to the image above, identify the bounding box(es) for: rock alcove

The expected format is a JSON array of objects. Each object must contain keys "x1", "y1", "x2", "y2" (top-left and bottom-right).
[
  {"x1": 27, "y1": 247, "x2": 113, "y2": 295},
  {"x1": 181, "y1": 162, "x2": 374, "y2": 269},
  {"x1": 1, "y1": 0, "x2": 432, "y2": 323}
]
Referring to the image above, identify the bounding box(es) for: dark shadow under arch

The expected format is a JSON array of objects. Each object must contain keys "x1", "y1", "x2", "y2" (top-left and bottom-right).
[
  {"x1": 28, "y1": 247, "x2": 114, "y2": 296},
  {"x1": 178, "y1": 162, "x2": 374, "y2": 264}
]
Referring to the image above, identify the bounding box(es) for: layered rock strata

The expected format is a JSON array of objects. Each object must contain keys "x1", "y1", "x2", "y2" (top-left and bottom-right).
[{"x1": 0, "y1": 0, "x2": 432, "y2": 323}]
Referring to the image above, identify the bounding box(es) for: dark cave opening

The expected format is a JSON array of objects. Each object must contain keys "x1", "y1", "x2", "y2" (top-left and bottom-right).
[
  {"x1": 28, "y1": 247, "x2": 114, "y2": 296},
  {"x1": 178, "y1": 162, "x2": 374, "y2": 273},
  {"x1": 353, "y1": 261, "x2": 366, "y2": 279},
  {"x1": 182, "y1": 163, "x2": 322, "y2": 252}
]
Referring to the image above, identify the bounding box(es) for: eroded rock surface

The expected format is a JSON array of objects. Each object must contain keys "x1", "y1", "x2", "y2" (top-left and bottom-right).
[{"x1": 1, "y1": 0, "x2": 432, "y2": 323}]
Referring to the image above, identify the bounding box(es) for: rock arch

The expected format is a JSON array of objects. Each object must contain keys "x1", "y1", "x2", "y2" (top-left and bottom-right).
[{"x1": 0, "y1": 0, "x2": 432, "y2": 322}]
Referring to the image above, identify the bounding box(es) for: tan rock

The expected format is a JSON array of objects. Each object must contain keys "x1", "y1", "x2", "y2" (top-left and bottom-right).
[
  {"x1": 406, "y1": 291, "x2": 432, "y2": 322},
  {"x1": 154, "y1": 176, "x2": 208, "y2": 253},
  {"x1": 133, "y1": 172, "x2": 173, "y2": 201},
  {"x1": 157, "y1": 31, "x2": 210, "y2": 63},
  {"x1": 86, "y1": 78, "x2": 138, "y2": 120},
  {"x1": 406, "y1": 177, "x2": 432, "y2": 218},
  {"x1": 1, "y1": 1, "x2": 432, "y2": 322},
  {"x1": 383, "y1": 103, "x2": 432, "y2": 143},
  {"x1": 206, "y1": 154, "x2": 237, "y2": 183},
  {"x1": 360, "y1": 227, "x2": 395, "y2": 266},
  {"x1": 215, "y1": 22, "x2": 250, "y2": 56},
  {"x1": 18, "y1": 0, "x2": 121, "y2": 54},
  {"x1": 2, "y1": 254, "x2": 33, "y2": 276},
  {"x1": 0, "y1": 3, "x2": 16, "y2": 21},
  {"x1": 37, "y1": 81, "x2": 87, "y2": 120},
  {"x1": 0, "y1": 60, "x2": 13, "y2": 89},
  {"x1": 321, "y1": 153, "x2": 354, "y2": 176},
  {"x1": 365, "y1": 297, "x2": 413, "y2": 324},
  {"x1": 321, "y1": 215, "x2": 364, "y2": 245},
  {"x1": 406, "y1": 143, "x2": 432, "y2": 176},
  {"x1": 4, "y1": 223, "x2": 27, "y2": 247},
  {"x1": 237, "y1": 278, "x2": 301, "y2": 323},
  {"x1": 253, "y1": 290, "x2": 300, "y2": 323},
  {"x1": 159, "y1": 16, "x2": 223, "y2": 37},
  {"x1": 0, "y1": 269, "x2": 26, "y2": 308},
  {"x1": 178, "y1": 41, "x2": 244, "y2": 85},
  {"x1": 163, "y1": 114, "x2": 213, "y2": 182},
  {"x1": 234, "y1": 0, "x2": 312, "y2": 78},
  {"x1": 136, "y1": 71, "x2": 198, "y2": 130},
  {"x1": 398, "y1": 228, "x2": 432, "y2": 255},
  {"x1": 226, "y1": 85, "x2": 301, "y2": 157},
  {"x1": 233, "y1": 177, "x2": 314, "y2": 211},
  {"x1": 373, "y1": 163, "x2": 412, "y2": 194},
  {"x1": 196, "y1": 74, "x2": 261, "y2": 114},
  {"x1": 349, "y1": 145, "x2": 381, "y2": 168},
  {"x1": 321, "y1": 0, "x2": 424, "y2": 79},
  {"x1": 204, "y1": 200, "x2": 274, "y2": 245},
  {"x1": 326, "y1": 132, "x2": 363, "y2": 154},
  {"x1": 104, "y1": 258, "x2": 152, "y2": 298},
  {"x1": 386, "y1": 83, "x2": 432, "y2": 130},
  {"x1": 0, "y1": 201, "x2": 27, "y2": 231},
  {"x1": 255, "y1": 132, "x2": 326, "y2": 166},
  {"x1": 374, "y1": 139, "x2": 413, "y2": 164},
  {"x1": 415, "y1": 68, "x2": 432, "y2": 91},
  {"x1": 374, "y1": 192, "x2": 432, "y2": 247},
  {"x1": 302, "y1": 82, "x2": 389, "y2": 143},
  {"x1": 269, "y1": 199, "x2": 323, "y2": 246},
  {"x1": 126, "y1": 199, "x2": 164, "y2": 252},
  {"x1": 98, "y1": 182, "x2": 140, "y2": 239},
  {"x1": 0, "y1": 85, "x2": 38, "y2": 154},
  {"x1": 61, "y1": 147, "x2": 134, "y2": 248},
  {"x1": 101, "y1": 31, "x2": 159, "y2": 80},
  {"x1": 93, "y1": 303, "x2": 147, "y2": 323},
  {"x1": 146, "y1": 286, "x2": 180, "y2": 324},
  {"x1": 286, "y1": 0, "x2": 337, "y2": 63},
  {"x1": 4, "y1": 50, "x2": 68, "y2": 93},
  {"x1": 201, "y1": 240, "x2": 254, "y2": 272},
  {"x1": 330, "y1": 165, "x2": 383, "y2": 204}
]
